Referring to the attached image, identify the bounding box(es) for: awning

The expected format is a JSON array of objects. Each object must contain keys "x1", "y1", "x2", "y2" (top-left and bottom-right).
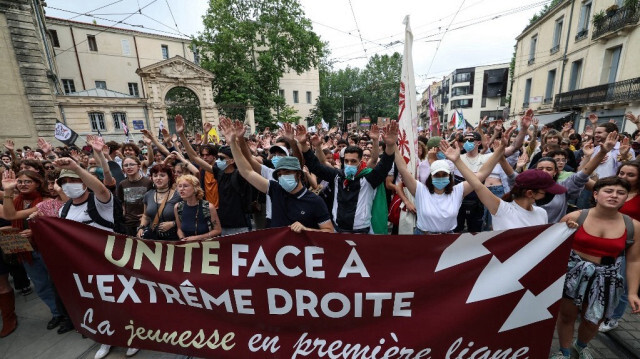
[{"x1": 535, "y1": 111, "x2": 574, "y2": 126}]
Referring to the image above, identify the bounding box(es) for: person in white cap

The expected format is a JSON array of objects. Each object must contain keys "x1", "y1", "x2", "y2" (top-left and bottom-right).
[{"x1": 392, "y1": 136, "x2": 509, "y2": 234}]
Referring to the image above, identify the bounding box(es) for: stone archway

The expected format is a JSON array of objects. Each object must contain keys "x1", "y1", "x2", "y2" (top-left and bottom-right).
[{"x1": 136, "y1": 56, "x2": 218, "y2": 133}]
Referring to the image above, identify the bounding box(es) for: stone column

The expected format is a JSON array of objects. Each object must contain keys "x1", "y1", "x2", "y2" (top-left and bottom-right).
[{"x1": 245, "y1": 105, "x2": 255, "y2": 134}]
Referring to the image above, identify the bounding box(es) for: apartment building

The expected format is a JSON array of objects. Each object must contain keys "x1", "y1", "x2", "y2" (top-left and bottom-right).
[
  {"x1": 510, "y1": 0, "x2": 640, "y2": 132},
  {"x1": 437, "y1": 63, "x2": 510, "y2": 128}
]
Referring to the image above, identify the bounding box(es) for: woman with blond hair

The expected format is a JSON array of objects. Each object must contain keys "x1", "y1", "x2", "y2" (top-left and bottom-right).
[{"x1": 174, "y1": 175, "x2": 221, "y2": 240}]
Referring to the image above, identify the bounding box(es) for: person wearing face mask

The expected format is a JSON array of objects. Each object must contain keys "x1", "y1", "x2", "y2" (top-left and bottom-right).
[
  {"x1": 395, "y1": 135, "x2": 511, "y2": 234},
  {"x1": 225, "y1": 121, "x2": 333, "y2": 233}
]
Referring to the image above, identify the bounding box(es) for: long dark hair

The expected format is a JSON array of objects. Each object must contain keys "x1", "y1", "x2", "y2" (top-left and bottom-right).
[
  {"x1": 616, "y1": 160, "x2": 640, "y2": 192},
  {"x1": 425, "y1": 173, "x2": 454, "y2": 194},
  {"x1": 16, "y1": 170, "x2": 48, "y2": 197}
]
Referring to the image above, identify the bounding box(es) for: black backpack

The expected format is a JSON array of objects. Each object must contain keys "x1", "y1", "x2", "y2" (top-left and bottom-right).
[
  {"x1": 60, "y1": 192, "x2": 126, "y2": 234},
  {"x1": 230, "y1": 170, "x2": 259, "y2": 214}
]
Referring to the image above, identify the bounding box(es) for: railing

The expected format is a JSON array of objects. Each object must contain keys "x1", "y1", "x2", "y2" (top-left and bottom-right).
[
  {"x1": 575, "y1": 29, "x2": 588, "y2": 41},
  {"x1": 550, "y1": 44, "x2": 560, "y2": 54},
  {"x1": 593, "y1": 3, "x2": 640, "y2": 39},
  {"x1": 554, "y1": 77, "x2": 640, "y2": 108}
]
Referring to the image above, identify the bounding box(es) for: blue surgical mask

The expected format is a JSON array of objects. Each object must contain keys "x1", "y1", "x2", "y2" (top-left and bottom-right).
[
  {"x1": 436, "y1": 152, "x2": 446, "y2": 160},
  {"x1": 271, "y1": 156, "x2": 282, "y2": 168},
  {"x1": 215, "y1": 159, "x2": 228, "y2": 171},
  {"x1": 431, "y1": 177, "x2": 450, "y2": 190},
  {"x1": 463, "y1": 141, "x2": 476, "y2": 152},
  {"x1": 278, "y1": 174, "x2": 298, "y2": 192},
  {"x1": 344, "y1": 164, "x2": 358, "y2": 179}
]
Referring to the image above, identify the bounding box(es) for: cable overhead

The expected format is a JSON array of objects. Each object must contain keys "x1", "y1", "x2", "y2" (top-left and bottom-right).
[
  {"x1": 67, "y1": 0, "x2": 124, "y2": 20},
  {"x1": 347, "y1": 0, "x2": 367, "y2": 56},
  {"x1": 164, "y1": 0, "x2": 181, "y2": 34}
]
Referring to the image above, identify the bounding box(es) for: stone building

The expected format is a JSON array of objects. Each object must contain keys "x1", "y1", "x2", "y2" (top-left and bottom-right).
[{"x1": 510, "y1": 0, "x2": 640, "y2": 131}]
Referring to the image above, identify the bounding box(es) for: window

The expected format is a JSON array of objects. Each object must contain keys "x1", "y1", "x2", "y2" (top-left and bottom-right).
[
  {"x1": 128, "y1": 82, "x2": 139, "y2": 97},
  {"x1": 61, "y1": 79, "x2": 75, "y2": 94},
  {"x1": 121, "y1": 39, "x2": 130, "y2": 55},
  {"x1": 293, "y1": 90, "x2": 299, "y2": 104},
  {"x1": 306, "y1": 91, "x2": 312, "y2": 104},
  {"x1": 481, "y1": 97, "x2": 487, "y2": 108},
  {"x1": 454, "y1": 72, "x2": 471, "y2": 83},
  {"x1": 606, "y1": 46, "x2": 622, "y2": 84},
  {"x1": 89, "y1": 112, "x2": 106, "y2": 131},
  {"x1": 545, "y1": 69, "x2": 556, "y2": 103},
  {"x1": 161, "y1": 45, "x2": 169, "y2": 59},
  {"x1": 523, "y1": 78, "x2": 532, "y2": 107},
  {"x1": 87, "y1": 35, "x2": 98, "y2": 51},
  {"x1": 528, "y1": 35, "x2": 537, "y2": 64},
  {"x1": 450, "y1": 99, "x2": 473, "y2": 108},
  {"x1": 551, "y1": 18, "x2": 563, "y2": 53},
  {"x1": 48, "y1": 30, "x2": 60, "y2": 47},
  {"x1": 112, "y1": 112, "x2": 126, "y2": 130},
  {"x1": 451, "y1": 86, "x2": 469, "y2": 97},
  {"x1": 279, "y1": 89, "x2": 285, "y2": 97},
  {"x1": 95, "y1": 81, "x2": 107, "y2": 89},
  {"x1": 576, "y1": 2, "x2": 592, "y2": 40},
  {"x1": 568, "y1": 60, "x2": 583, "y2": 91}
]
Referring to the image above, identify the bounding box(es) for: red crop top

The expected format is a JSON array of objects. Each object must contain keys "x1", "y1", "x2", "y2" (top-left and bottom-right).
[{"x1": 572, "y1": 226, "x2": 626, "y2": 257}]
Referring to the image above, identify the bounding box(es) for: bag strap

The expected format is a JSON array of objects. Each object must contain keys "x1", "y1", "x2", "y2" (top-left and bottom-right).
[
  {"x1": 622, "y1": 214, "x2": 635, "y2": 248},
  {"x1": 60, "y1": 199, "x2": 73, "y2": 218},
  {"x1": 152, "y1": 190, "x2": 171, "y2": 227},
  {"x1": 575, "y1": 208, "x2": 589, "y2": 227},
  {"x1": 86, "y1": 193, "x2": 114, "y2": 229}
]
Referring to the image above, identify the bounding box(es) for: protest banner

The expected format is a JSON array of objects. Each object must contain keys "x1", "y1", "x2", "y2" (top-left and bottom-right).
[
  {"x1": 0, "y1": 230, "x2": 33, "y2": 254},
  {"x1": 31, "y1": 217, "x2": 574, "y2": 359}
]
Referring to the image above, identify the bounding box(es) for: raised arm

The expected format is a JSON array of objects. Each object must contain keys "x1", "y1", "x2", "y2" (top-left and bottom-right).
[
  {"x1": 393, "y1": 148, "x2": 417, "y2": 196},
  {"x1": 222, "y1": 119, "x2": 269, "y2": 194},
  {"x1": 236, "y1": 133, "x2": 263, "y2": 174},
  {"x1": 141, "y1": 129, "x2": 171, "y2": 156},
  {"x1": 505, "y1": 110, "x2": 532, "y2": 157},
  {"x1": 53, "y1": 157, "x2": 111, "y2": 203},
  {"x1": 582, "y1": 131, "x2": 618, "y2": 175},
  {"x1": 175, "y1": 114, "x2": 213, "y2": 172},
  {"x1": 367, "y1": 124, "x2": 380, "y2": 168},
  {"x1": 88, "y1": 135, "x2": 116, "y2": 188},
  {"x1": 442, "y1": 140, "x2": 501, "y2": 215},
  {"x1": 1, "y1": 170, "x2": 38, "y2": 220}
]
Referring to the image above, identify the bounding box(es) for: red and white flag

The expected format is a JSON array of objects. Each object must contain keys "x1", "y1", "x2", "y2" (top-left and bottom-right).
[{"x1": 398, "y1": 15, "x2": 418, "y2": 176}]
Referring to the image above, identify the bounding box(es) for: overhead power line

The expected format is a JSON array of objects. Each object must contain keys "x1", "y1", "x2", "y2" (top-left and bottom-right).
[
  {"x1": 67, "y1": 0, "x2": 124, "y2": 20},
  {"x1": 347, "y1": 0, "x2": 367, "y2": 56},
  {"x1": 425, "y1": 0, "x2": 467, "y2": 78}
]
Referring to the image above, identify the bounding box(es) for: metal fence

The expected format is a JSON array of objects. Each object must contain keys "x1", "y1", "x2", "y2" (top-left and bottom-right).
[
  {"x1": 554, "y1": 77, "x2": 640, "y2": 108},
  {"x1": 592, "y1": 4, "x2": 640, "y2": 39}
]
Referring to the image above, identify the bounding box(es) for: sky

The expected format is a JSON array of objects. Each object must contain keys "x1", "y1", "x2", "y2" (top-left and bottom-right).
[{"x1": 43, "y1": 0, "x2": 550, "y2": 93}]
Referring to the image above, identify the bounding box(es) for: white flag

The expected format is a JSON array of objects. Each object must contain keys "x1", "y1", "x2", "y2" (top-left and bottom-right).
[{"x1": 398, "y1": 15, "x2": 419, "y2": 177}]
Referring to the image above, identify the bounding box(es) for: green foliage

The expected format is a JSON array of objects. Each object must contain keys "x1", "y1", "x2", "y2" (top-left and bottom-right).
[
  {"x1": 278, "y1": 104, "x2": 302, "y2": 123},
  {"x1": 526, "y1": 0, "x2": 565, "y2": 28},
  {"x1": 194, "y1": 0, "x2": 325, "y2": 131},
  {"x1": 313, "y1": 52, "x2": 402, "y2": 128},
  {"x1": 505, "y1": 47, "x2": 516, "y2": 107},
  {"x1": 165, "y1": 87, "x2": 201, "y2": 134}
]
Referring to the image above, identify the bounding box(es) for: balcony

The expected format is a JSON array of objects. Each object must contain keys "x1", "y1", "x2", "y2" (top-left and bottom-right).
[
  {"x1": 575, "y1": 29, "x2": 588, "y2": 41},
  {"x1": 554, "y1": 77, "x2": 640, "y2": 108},
  {"x1": 550, "y1": 44, "x2": 560, "y2": 54},
  {"x1": 593, "y1": 3, "x2": 640, "y2": 40}
]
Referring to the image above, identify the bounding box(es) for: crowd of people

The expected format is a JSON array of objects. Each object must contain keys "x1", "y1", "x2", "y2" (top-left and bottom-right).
[{"x1": 0, "y1": 111, "x2": 639, "y2": 359}]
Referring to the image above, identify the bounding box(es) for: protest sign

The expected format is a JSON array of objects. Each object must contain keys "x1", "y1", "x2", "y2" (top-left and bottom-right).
[
  {"x1": 31, "y1": 218, "x2": 574, "y2": 358},
  {"x1": 0, "y1": 231, "x2": 33, "y2": 254}
]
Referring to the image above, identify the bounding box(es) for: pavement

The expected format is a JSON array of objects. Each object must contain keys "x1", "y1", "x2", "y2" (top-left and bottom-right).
[{"x1": 1, "y1": 288, "x2": 639, "y2": 359}]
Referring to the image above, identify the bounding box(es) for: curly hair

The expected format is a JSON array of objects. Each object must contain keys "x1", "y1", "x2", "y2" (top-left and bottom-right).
[
  {"x1": 176, "y1": 174, "x2": 204, "y2": 200},
  {"x1": 150, "y1": 163, "x2": 175, "y2": 189}
]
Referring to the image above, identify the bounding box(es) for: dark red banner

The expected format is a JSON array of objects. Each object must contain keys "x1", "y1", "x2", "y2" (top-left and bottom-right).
[{"x1": 31, "y1": 217, "x2": 574, "y2": 358}]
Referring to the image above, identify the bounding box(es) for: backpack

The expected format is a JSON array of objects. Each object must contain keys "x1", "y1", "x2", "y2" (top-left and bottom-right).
[
  {"x1": 575, "y1": 209, "x2": 635, "y2": 254},
  {"x1": 60, "y1": 192, "x2": 126, "y2": 234},
  {"x1": 176, "y1": 200, "x2": 213, "y2": 232}
]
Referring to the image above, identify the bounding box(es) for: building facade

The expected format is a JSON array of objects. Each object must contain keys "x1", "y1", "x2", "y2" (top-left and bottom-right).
[
  {"x1": 510, "y1": 0, "x2": 640, "y2": 132},
  {"x1": 439, "y1": 63, "x2": 510, "y2": 128}
]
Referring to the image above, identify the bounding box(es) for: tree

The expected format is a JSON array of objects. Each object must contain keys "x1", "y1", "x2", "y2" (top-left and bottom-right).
[
  {"x1": 360, "y1": 53, "x2": 402, "y2": 120},
  {"x1": 278, "y1": 105, "x2": 302, "y2": 123},
  {"x1": 194, "y1": 0, "x2": 325, "y2": 130},
  {"x1": 165, "y1": 87, "x2": 201, "y2": 134}
]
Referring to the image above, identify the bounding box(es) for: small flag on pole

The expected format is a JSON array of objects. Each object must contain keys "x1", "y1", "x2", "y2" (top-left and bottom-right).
[
  {"x1": 54, "y1": 121, "x2": 79, "y2": 146},
  {"x1": 121, "y1": 118, "x2": 131, "y2": 142},
  {"x1": 428, "y1": 87, "x2": 440, "y2": 136}
]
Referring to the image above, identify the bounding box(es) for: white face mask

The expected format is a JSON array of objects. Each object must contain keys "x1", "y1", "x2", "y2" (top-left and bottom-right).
[{"x1": 62, "y1": 183, "x2": 86, "y2": 199}]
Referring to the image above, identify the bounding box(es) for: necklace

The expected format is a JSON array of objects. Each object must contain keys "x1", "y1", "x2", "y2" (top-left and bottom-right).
[{"x1": 156, "y1": 188, "x2": 169, "y2": 193}]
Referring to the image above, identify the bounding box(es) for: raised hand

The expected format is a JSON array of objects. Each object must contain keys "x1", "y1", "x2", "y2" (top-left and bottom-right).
[
  {"x1": 143, "y1": 136, "x2": 152, "y2": 146},
  {"x1": 2, "y1": 169, "x2": 16, "y2": 192},
  {"x1": 282, "y1": 122, "x2": 295, "y2": 141},
  {"x1": 427, "y1": 147, "x2": 437, "y2": 163},
  {"x1": 588, "y1": 113, "x2": 598, "y2": 125},
  {"x1": 37, "y1": 137, "x2": 52, "y2": 154},
  {"x1": 582, "y1": 141, "x2": 595, "y2": 157},
  {"x1": 53, "y1": 157, "x2": 80, "y2": 171},
  {"x1": 310, "y1": 134, "x2": 322, "y2": 148},
  {"x1": 294, "y1": 125, "x2": 308, "y2": 143},
  {"x1": 369, "y1": 124, "x2": 380, "y2": 141},
  {"x1": 625, "y1": 112, "x2": 639, "y2": 124},
  {"x1": 141, "y1": 129, "x2": 153, "y2": 139},
  {"x1": 381, "y1": 120, "x2": 399, "y2": 146},
  {"x1": 218, "y1": 117, "x2": 233, "y2": 141},
  {"x1": 171, "y1": 133, "x2": 178, "y2": 143},
  {"x1": 161, "y1": 129, "x2": 171, "y2": 143},
  {"x1": 175, "y1": 115, "x2": 185, "y2": 134},
  {"x1": 232, "y1": 120, "x2": 247, "y2": 139},
  {"x1": 532, "y1": 117, "x2": 539, "y2": 128},
  {"x1": 602, "y1": 131, "x2": 618, "y2": 153},
  {"x1": 516, "y1": 152, "x2": 529, "y2": 169},
  {"x1": 194, "y1": 133, "x2": 202, "y2": 145},
  {"x1": 619, "y1": 136, "x2": 630, "y2": 156},
  {"x1": 87, "y1": 135, "x2": 105, "y2": 153},
  {"x1": 3, "y1": 139, "x2": 14, "y2": 151},
  {"x1": 439, "y1": 138, "x2": 460, "y2": 162},
  {"x1": 203, "y1": 122, "x2": 213, "y2": 134}
]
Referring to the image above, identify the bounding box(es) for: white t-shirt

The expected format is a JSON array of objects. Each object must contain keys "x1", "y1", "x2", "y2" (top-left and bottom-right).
[
  {"x1": 59, "y1": 194, "x2": 114, "y2": 232},
  {"x1": 415, "y1": 182, "x2": 464, "y2": 233},
  {"x1": 261, "y1": 165, "x2": 275, "y2": 219},
  {"x1": 491, "y1": 200, "x2": 548, "y2": 230}
]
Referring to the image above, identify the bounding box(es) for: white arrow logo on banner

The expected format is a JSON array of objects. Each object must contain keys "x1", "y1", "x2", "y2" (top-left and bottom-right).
[
  {"x1": 467, "y1": 224, "x2": 574, "y2": 303},
  {"x1": 435, "y1": 231, "x2": 504, "y2": 272},
  {"x1": 499, "y1": 274, "x2": 566, "y2": 332}
]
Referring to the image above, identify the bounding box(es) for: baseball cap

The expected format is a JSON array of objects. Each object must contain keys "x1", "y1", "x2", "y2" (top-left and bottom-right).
[
  {"x1": 269, "y1": 145, "x2": 289, "y2": 156},
  {"x1": 218, "y1": 146, "x2": 233, "y2": 159},
  {"x1": 430, "y1": 160, "x2": 451, "y2": 176},
  {"x1": 464, "y1": 132, "x2": 482, "y2": 141},
  {"x1": 515, "y1": 169, "x2": 567, "y2": 194},
  {"x1": 426, "y1": 136, "x2": 442, "y2": 150}
]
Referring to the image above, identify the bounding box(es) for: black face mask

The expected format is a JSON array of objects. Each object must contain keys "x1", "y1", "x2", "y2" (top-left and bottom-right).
[{"x1": 535, "y1": 192, "x2": 555, "y2": 206}]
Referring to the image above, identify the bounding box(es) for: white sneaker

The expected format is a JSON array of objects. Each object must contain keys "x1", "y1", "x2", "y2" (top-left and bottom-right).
[
  {"x1": 598, "y1": 318, "x2": 619, "y2": 332},
  {"x1": 126, "y1": 348, "x2": 139, "y2": 357},
  {"x1": 94, "y1": 344, "x2": 111, "y2": 359}
]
